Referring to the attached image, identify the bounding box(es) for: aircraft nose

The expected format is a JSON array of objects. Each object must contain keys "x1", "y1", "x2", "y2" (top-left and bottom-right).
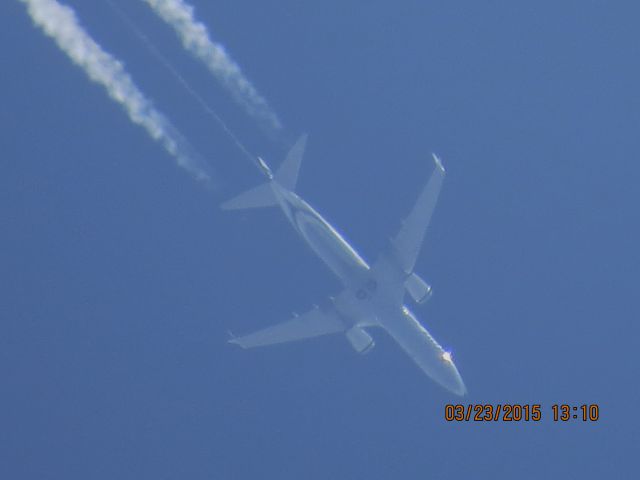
[
  {"x1": 439, "y1": 352, "x2": 467, "y2": 396},
  {"x1": 449, "y1": 377, "x2": 467, "y2": 396},
  {"x1": 440, "y1": 364, "x2": 467, "y2": 396}
]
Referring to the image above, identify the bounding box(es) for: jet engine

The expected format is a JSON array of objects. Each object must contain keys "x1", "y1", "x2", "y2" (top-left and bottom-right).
[
  {"x1": 345, "y1": 326, "x2": 375, "y2": 354},
  {"x1": 404, "y1": 273, "x2": 433, "y2": 304}
]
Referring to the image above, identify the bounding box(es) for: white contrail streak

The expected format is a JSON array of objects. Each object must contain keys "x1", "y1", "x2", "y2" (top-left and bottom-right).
[
  {"x1": 106, "y1": 0, "x2": 256, "y2": 164},
  {"x1": 19, "y1": 0, "x2": 213, "y2": 184},
  {"x1": 141, "y1": 0, "x2": 283, "y2": 134}
]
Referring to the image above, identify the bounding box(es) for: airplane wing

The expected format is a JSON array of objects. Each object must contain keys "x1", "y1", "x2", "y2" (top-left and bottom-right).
[
  {"x1": 391, "y1": 154, "x2": 446, "y2": 273},
  {"x1": 229, "y1": 305, "x2": 345, "y2": 349}
]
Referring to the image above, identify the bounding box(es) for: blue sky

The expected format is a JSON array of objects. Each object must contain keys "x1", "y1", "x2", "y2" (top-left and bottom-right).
[{"x1": 2, "y1": 1, "x2": 638, "y2": 478}]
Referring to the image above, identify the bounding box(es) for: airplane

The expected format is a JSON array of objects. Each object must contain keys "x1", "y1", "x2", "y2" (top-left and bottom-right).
[{"x1": 222, "y1": 135, "x2": 466, "y2": 396}]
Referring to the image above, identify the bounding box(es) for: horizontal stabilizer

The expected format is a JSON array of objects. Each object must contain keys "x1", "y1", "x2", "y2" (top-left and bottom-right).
[
  {"x1": 229, "y1": 306, "x2": 345, "y2": 349},
  {"x1": 220, "y1": 183, "x2": 276, "y2": 210}
]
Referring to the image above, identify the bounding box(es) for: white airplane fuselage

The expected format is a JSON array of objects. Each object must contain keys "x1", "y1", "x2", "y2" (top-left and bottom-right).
[
  {"x1": 272, "y1": 183, "x2": 370, "y2": 284},
  {"x1": 225, "y1": 137, "x2": 466, "y2": 396},
  {"x1": 270, "y1": 182, "x2": 466, "y2": 395}
]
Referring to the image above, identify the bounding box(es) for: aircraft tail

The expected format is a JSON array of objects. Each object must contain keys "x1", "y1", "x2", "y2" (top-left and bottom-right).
[
  {"x1": 220, "y1": 134, "x2": 308, "y2": 210},
  {"x1": 274, "y1": 134, "x2": 307, "y2": 191},
  {"x1": 220, "y1": 182, "x2": 277, "y2": 210}
]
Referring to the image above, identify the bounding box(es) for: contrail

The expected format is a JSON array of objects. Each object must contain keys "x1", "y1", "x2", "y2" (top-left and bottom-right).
[
  {"x1": 105, "y1": 0, "x2": 257, "y2": 166},
  {"x1": 19, "y1": 0, "x2": 214, "y2": 184},
  {"x1": 141, "y1": 0, "x2": 283, "y2": 134}
]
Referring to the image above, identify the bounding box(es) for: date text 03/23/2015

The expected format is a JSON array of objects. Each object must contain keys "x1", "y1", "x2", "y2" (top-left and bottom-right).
[{"x1": 444, "y1": 404, "x2": 600, "y2": 422}]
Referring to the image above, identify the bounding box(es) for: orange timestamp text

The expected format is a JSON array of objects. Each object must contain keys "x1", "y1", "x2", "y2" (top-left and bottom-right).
[{"x1": 444, "y1": 404, "x2": 600, "y2": 422}]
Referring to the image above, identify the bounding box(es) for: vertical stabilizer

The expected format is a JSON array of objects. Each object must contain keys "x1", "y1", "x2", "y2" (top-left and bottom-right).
[
  {"x1": 275, "y1": 134, "x2": 307, "y2": 191},
  {"x1": 220, "y1": 134, "x2": 307, "y2": 210}
]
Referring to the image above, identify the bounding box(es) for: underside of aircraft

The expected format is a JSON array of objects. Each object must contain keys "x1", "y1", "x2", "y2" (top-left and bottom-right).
[{"x1": 224, "y1": 135, "x2": 466, "y2": 396}]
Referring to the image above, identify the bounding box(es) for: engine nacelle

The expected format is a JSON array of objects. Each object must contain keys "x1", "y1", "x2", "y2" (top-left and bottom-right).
[
  {"x1": 404, "y1": 273, "x2": 433, "y2": 304},
  {"x1": 345, "y1": 326, "x2": 375, "y2": 354}
]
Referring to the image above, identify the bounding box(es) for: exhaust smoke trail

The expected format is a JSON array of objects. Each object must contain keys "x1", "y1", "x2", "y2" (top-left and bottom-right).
[
  {"x1": 105, "y1": 0, "x2": 257, "y2": 166},
  {"x1": 19, "y1": 0, "x2": 214, "y2": 184},
  {"x1": 141, "y1": 0, "x2": 283, "y2": 134}
]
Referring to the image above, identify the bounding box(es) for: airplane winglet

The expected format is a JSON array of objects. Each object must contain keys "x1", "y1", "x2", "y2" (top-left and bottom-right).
[{"x1": 432, "y1": 153, "x2": 445, "y2": 174}]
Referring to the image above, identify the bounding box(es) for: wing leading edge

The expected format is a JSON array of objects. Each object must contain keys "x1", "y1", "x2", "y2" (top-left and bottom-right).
[
  {"x1": 391, "y1": 154, "x2": 446, "y2": 273},
  {"x1": 229, "y1": 305, "x2": 345, "y2": 349}
]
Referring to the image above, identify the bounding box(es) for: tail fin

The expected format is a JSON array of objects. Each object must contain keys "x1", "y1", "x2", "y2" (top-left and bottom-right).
[
  {"x1": 220, "y1": 134, "x2": 307, "y2": 210},
  {"x1": 275, "y1": 134, "x2": 307, "y2": 191}
]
